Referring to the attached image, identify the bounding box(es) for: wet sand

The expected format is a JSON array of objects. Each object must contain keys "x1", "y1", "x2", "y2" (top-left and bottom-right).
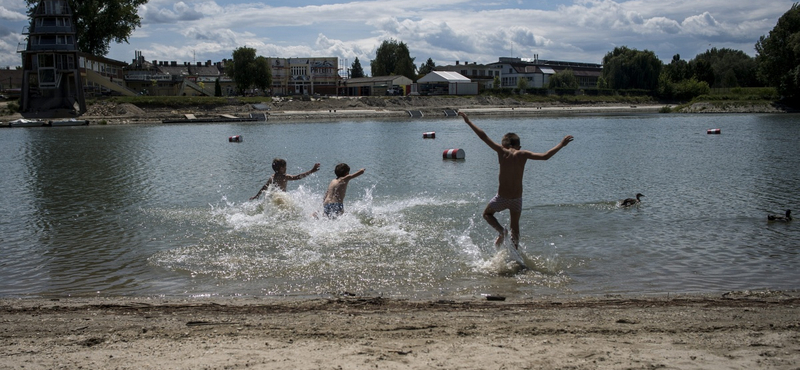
[{"x1": 2, "y1": 291, "x2": 799, "y2": 369}]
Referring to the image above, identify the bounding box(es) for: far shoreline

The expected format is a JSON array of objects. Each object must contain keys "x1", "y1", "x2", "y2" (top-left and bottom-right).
[{"x1": 3, "y1": 95, "x2": 792, "y2": 126}]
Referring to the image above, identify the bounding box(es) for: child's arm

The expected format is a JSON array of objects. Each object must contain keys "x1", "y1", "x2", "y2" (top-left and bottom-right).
[
  {"x1": 524, "y1": 135, "x2": 574, "y2": 160},
  {"x1": 342, "y1": 168, "x2": 365, "y2": 181},
  {"x1": 286, "y1": 163, "x2": 321, "y2": 181},
  {"x1": 250, "y1": 177, "x2": 273, "y2": 200},
  {"x1": 458, "y1": 112, "x2": 503, "y2": 153}
]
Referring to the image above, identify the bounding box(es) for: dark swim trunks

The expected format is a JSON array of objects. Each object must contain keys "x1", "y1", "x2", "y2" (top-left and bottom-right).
[{"x1": 323, "y1": 202, "x2": 344, "y2": 218}]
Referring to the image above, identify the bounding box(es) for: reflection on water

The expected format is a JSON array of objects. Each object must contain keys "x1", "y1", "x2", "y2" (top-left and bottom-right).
[{"x1": 0, "y1": 113, "x2": 798, "y2": 298}]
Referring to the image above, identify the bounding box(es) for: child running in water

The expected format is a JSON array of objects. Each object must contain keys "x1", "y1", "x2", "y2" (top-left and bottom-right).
[
  {"x1": 320, "y1": 163, "x2": 365, "y2": 218},
  {"x1": 251, "y1": 158, "x2": 320, "y2": 200},
  {"x1": 459, "y1": 112, "x2": 573, "y2": 249}
]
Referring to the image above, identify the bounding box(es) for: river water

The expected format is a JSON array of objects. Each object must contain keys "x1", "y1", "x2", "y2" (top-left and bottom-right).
[{"x1": 1, "y1": 113, "x2": 798, "y2": 299}]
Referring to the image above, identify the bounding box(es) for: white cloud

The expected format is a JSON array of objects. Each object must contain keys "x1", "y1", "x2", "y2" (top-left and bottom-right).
[
  {"x1": 0, "y1": 5, "x2": 27, "y2": 21},
  {"x1": 681, "y1": 12, "x2": 723, "y2": 37},
  {"x1": 141, "y1": 2, "x2": 204, "y2": 24}
]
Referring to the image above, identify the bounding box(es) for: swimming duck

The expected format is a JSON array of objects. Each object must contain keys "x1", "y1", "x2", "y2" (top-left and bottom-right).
[
  {"x1": 620, "y1": 193, "x2": 644, "y2": 207},
  {"x1": 767, "y1": 209, "x2": 792, "y2": 222}
]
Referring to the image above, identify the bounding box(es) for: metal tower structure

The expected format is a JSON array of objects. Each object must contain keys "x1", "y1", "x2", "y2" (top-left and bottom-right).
[{"x1": 18, "y1": 0, "x2": 86, "y2": 117}]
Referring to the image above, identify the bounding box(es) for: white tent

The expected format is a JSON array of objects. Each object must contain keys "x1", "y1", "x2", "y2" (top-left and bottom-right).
[
  {"x1": 416, "y1": 71, "x2": 477, "y2": 95},
  {"x1": 418, "y1": 71, "x2": 471, "y2": 83}
]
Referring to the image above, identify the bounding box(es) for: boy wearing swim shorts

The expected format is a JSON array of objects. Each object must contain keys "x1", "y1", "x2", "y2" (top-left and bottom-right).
[
  {"x1": 321, "y1": 163, "x2": 365, "y2": 218},
  {"x1": 251, "y1": 158, "x2": 320, "y2": 200},
  {"x1": 459, "y1": 112, "x2": 573, "y2": 249}
]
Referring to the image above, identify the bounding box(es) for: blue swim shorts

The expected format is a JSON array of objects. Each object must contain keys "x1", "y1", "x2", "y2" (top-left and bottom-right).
[{"x1": 323, "y1": 202, "x2": 344, "y2": 218}]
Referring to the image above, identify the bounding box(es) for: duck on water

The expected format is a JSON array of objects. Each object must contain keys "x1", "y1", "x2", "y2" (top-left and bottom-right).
[
  {"x1": 620, "y1": 193, "x2": 644, "y2": 207},
  {"x1": 768, "y1": 209, "x2": 792, "y2": 222}
]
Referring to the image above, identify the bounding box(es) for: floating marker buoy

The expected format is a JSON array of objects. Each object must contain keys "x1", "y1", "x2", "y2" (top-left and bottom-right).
[
  {"x1": 442, "y1": 148, "x2": 465, "y2": 159},
  {"x1": 228, "y1": 135, "x2": 243, "y2": 142},
  {"x1": 423, "y1": 131, "x2": 435, "y2": 139},
  {"x1": 707, "y1": 129, "x2": 721, "y2": 134}
]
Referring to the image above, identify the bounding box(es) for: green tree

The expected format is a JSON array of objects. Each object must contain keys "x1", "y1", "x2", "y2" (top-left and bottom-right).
[
  {"x1": 548, "y1": 69, "x2": 579, "y2": 89},
  {"x1": 692, "y1": 48, "x2": 758, "y2": 88},
  {"x1": 689, "y1": 58, "x2": 714, "y2": 86},
  {"x1": 673, "y1": 78, "x2": 711, "y2": 100},
  {"x1": 493, "y1": 75, "x2": 501, "y2": 89},
  {"x1": 350, "y1": 57, "x2": 365, "y2": 78},
  {"x1": 663, "y1": 54, "x2": 691, "y2": 83},
  {"x1": 516, "y1": 76, "x2": 529, "y2": 93},
  {"x1": 418, "y1": 58, "x2": 436, "y2": 78},
  {"x1": 371, "y1": 39, "x2": 416, "y2": 80},
  {"x1": 27, "y1": 0, "x2": 148, "y2": 56},
  {"x1": 252, "y1": 56, "x2": 272, "y2": 95},
  {"x1": 601, "y1": 46, "x2": 662, "y2": 91},
  {"x1": 756, "y1": 3, "x2": 800, "y2": 100},
  {"x1": 214, "y1": 78, "x2": 222, "y2": 97},
  {"x1": 227, "y1": 46, "x2": 257, "y2": 95},
  {"x1": 597, "y1": 76, "x2": 609, "y2": 89}
]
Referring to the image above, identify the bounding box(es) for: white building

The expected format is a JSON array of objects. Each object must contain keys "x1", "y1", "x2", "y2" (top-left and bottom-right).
[{"x1": 414, "y1": 71, "x2": 477, "y2": 95}]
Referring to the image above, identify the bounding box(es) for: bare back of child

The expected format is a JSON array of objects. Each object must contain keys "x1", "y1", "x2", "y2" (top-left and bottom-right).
[{"x1": 320, "y1": 163, "x2": 365, "y2": 218}]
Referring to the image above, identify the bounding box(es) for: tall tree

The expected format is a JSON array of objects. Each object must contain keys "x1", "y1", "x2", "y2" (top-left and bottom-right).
[
  {"x1": 756, "y1": 3, "x2": 800, "y2": 100},
  {"x1": 691, "y1": 48, "x2": 757, "y2": 88},
  {"x1": 601, "y1": 46, "x2": 662, "y2": 91},
  {"x1": 227, "y1": 46, "x2": 257, "y2": 95},
  {"x1": 690, "y1": 59, "x2": 715, "y2": 86},
  {"x1": 26, "y1": 0, "x2": 148, "y2": 56},
  {"x1": 350, "y1": 57, "x2": 365, "y2": 78},
  {"x1": 371, "y1": 39, "x2": 416, "y2": 80},
  {"x1": 252, "y1": 56, "x2": 272, "y2": 94},
  {"x1": 663, "y1": 54, "x2": 691, "y2": 83},
  {"x1": 418, "y1": 58, "x2": 436, "y2": 77}
]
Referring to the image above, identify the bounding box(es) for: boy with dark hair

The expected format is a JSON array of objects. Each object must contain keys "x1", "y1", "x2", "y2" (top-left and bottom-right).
[
  {"x1": 459, "y1": 112, "x2": 573, "y2": 249},
  {"x1": 321, "y1": 163, "x2": 365, "y2": 218},
  {"x1": 251, "y1": 158, "x2": 320, "y2": 200}
]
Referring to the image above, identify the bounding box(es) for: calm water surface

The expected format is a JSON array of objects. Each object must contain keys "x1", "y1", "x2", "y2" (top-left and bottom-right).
[{"x1": 1, "y1": 113, "x2": 798, "y2": 299}]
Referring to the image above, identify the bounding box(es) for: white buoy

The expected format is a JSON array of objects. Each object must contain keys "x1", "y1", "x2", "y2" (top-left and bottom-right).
[
  {"x1": 442, "y1": 148, "x2": 465, "y2": 159},
  {"x1": 423, "y1": 132, "x2": 435, "y2": 139},
  {"x1": 707, "y1": 129, "x2": 721, "y2": 134},
  {"x1": 228, "y1": 135, "x2": 243, "y2": 142}
]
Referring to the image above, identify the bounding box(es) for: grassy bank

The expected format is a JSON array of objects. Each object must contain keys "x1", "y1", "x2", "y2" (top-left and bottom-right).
[{"x1": 672, "y1": 87, "x2": 782, "y2": 112}]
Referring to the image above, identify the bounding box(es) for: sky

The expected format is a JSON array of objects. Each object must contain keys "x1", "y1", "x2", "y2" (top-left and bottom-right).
[{"x1": 0, "y1": 0, "x2": 796, "y2": 76}]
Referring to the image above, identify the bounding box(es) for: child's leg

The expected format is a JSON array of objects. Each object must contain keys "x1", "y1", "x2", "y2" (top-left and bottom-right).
[
  {"x1": 483, "y1": 205, "x2": 506, "y2": 246},
  {"x1": 509, "y1": 209, "x2": 522, "y2": 249}
]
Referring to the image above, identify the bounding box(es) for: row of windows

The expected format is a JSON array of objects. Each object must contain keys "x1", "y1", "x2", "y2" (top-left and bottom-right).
[
  {"x1": 35, "y1": 35, "x2": 74, "y2": 45},
  {"x1": 458, "y1": 70, "x2": 500, "y2": 77},
  {"x1": 40, "y1": 0, "x2": 68, "y2": 15},
  {"x1": 36, "y1": 17, "x2": 71, "y2": 28},
  {"x1": 35, "y1": 53, "x2": 74, "y2": 70}
]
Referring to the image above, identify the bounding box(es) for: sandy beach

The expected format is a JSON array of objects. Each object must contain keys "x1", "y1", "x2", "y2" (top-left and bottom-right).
[{"x1": 2, "y1": 291, "x2": 799, "y2": 369}]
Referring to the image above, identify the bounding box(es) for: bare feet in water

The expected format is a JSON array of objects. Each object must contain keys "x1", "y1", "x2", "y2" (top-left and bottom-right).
[{"x1": 494, "y1": 228, "x2": 508, "y2": 247}]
